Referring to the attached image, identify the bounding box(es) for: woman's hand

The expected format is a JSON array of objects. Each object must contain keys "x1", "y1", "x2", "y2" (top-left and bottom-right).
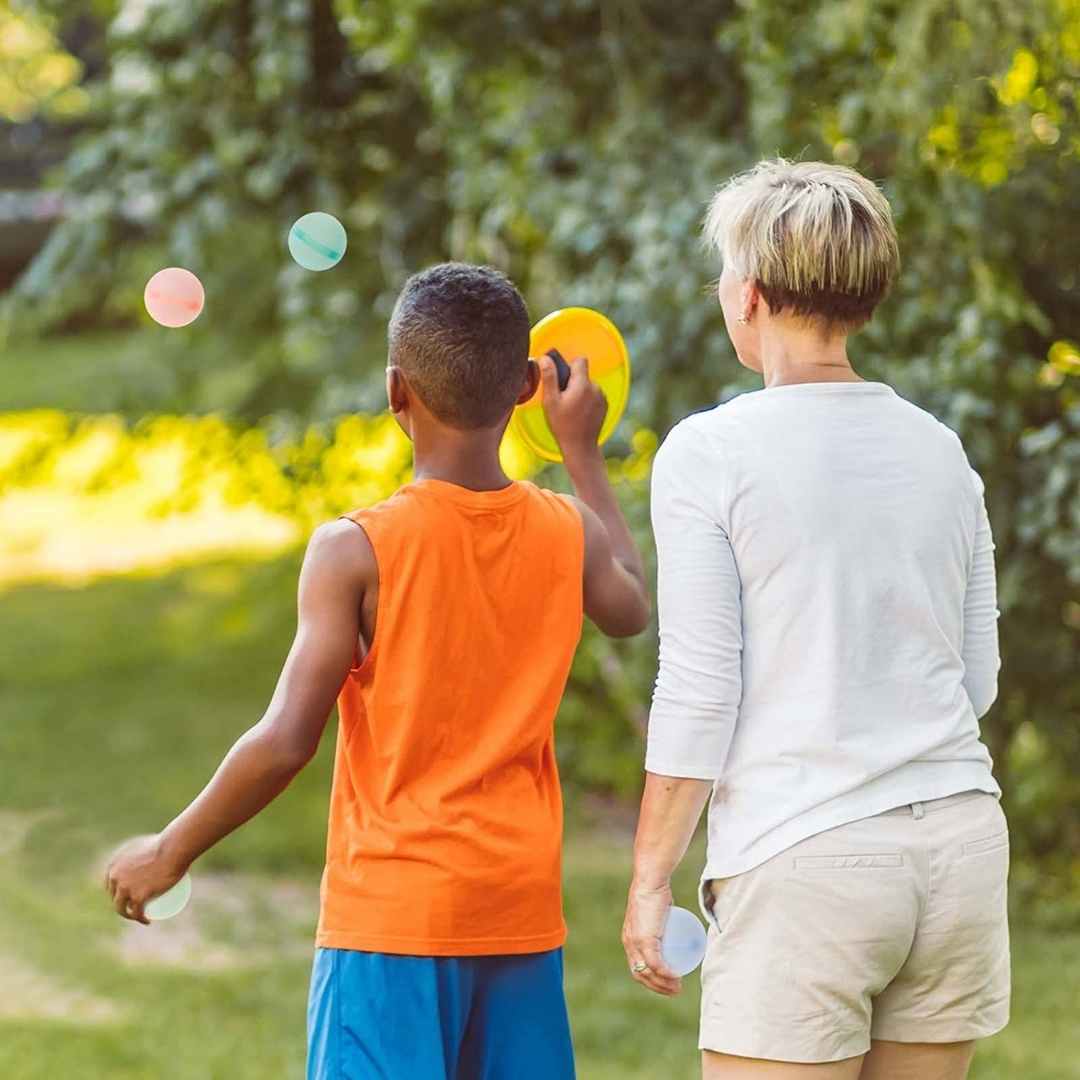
[
  {"x1": 104, "y1": 833, "x2": 188, "y2": 925},
  {"x1": 621, "y1": 877, "x2": 682, "y2": 996}
]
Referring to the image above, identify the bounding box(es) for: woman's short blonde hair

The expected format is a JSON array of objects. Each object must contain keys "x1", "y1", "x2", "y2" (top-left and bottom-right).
[{"x1": 703, "y1": 157, "x2": 900, "y2": 334}]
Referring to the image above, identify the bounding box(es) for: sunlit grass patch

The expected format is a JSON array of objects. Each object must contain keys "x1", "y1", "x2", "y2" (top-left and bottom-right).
[{"x1": 0, "y1": 406, "x2": 548, "y2": 590}]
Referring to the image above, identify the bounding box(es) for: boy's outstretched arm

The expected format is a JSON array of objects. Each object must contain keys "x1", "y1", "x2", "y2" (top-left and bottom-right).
[
  {"x1": 104, "y1": 519, "x2": 374, "y2": 924},
  {"x1": 538, "y1": 352, "x2": 650, "y2": 638}
]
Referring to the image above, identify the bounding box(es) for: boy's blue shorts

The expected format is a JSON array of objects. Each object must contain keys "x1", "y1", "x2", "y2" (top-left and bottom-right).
[{"x1": 306, "y1": 946, "x2": 576, "y2": 1079}]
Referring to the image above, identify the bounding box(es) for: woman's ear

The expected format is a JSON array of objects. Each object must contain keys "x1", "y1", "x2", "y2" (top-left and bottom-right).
[{"x1": 740, "y1": 281, "x2": 759, "y2": 321}]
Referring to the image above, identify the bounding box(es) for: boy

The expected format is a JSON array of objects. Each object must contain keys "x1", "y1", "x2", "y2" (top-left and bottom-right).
[{"x1": 105, "y1": 262, "x2": 650, "y2": 1078}]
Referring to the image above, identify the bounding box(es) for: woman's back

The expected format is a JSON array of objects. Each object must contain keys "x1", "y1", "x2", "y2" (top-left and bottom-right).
[
  {"x1": 645, "y1": 379, "x2": 1001, "y2": 877},
  {"x1": 627, "y1": 157, "x2": 1011, "y2": 1075}
]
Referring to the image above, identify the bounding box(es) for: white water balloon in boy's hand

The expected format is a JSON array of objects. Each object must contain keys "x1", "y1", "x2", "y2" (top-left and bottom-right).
[
  {"x1": 660, "y1": 906, "x2": 707, "y2": 977},
  {"x1": 144, "y1": 873, "x2": 193, "y2": 921}
]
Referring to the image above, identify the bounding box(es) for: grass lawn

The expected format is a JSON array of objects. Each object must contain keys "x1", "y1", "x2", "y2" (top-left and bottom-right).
[{"x1": 1, "y1": 554, "x2": 1076, "y2": 1079}]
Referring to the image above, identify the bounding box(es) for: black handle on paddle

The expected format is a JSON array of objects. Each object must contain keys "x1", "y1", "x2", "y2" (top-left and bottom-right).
[{"x1": 546, "y1": 348, "x2": 572, "y2": 392}]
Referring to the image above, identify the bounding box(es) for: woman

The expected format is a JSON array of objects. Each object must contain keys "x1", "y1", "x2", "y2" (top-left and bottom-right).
[{"x1": 621, "y1": 158, "x2": 1009, "y2": 1080}]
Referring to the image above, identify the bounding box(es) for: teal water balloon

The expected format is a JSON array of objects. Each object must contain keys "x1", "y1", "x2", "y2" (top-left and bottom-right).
[
  {"x1": 660, "y1": 905, "x2": 707, "y2": 976},
  {"x1": 288, "y1": 212, "x2": 347, "y2": 271},
  {"x1": 145, "y1": 873, "x2": 192, "y2": 921}
]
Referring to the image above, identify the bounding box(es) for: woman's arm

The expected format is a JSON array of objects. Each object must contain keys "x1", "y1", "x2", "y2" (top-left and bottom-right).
[
  {"x1": 962, "y1": 467, "x2": 1001, "y2": 719},
  {"x1": 631, "y1": 774, "x2": 714, "y2": 888},
  {"x1": 622, "y1": 773, "x2": 713, "y2": 996},
  {"x1": 622, "y1": 417, "x2": 744, "y2": 994},
  {"x1": 642, "y1": 419, "x2": 743, "y2": 779}
]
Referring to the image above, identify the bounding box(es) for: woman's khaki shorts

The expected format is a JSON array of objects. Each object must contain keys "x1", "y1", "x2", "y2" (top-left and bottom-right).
[{"x1": 697, "y1": 790, "x2": 1011, "y2": 1063}]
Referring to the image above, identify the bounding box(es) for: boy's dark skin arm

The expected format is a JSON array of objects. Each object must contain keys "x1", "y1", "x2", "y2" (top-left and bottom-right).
[
  {"x1": 542, "y1": 356, "x2": 703, "y2": 996},
  {"x1": 104, "y1": 520, "x2": 377, "y2": 924},
  {"x1": 538, "y1": 353, "x2": 650, "y2": 637}
]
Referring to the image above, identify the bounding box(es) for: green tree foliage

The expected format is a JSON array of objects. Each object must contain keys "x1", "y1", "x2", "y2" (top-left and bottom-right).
[{"x1": 9, "y1": 0, "x2": 1080, "y2": 920}]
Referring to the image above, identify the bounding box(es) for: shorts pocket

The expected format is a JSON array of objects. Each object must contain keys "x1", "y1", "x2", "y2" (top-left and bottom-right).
[
  {"x1": 793, "y1": 853, "x2": 904, "y2": 870},
  {"x1": 700, "y1": 877, "x2": 723, "y2": 932},
  {"x1": 962, "y1": 830, "x2": 1009, "y2": 857}
]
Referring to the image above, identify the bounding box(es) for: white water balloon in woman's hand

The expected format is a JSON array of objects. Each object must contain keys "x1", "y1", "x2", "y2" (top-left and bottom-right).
[{"x1": 660, "y1": 906, "x2": 707, "y2": 977}]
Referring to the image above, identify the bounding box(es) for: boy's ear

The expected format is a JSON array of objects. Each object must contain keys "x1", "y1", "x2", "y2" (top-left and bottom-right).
[
  {"x1": 516, "y1": 359, "x2": 542, "y2": 406},
  {"x1": 386, "y1": 365, "x2": 409, "y2": 414},
  {"x1": 386, "y1": 365, "x2": 414, "y2": 440}
]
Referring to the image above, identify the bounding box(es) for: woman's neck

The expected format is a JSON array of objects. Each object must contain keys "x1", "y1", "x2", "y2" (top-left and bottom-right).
[{"x1": 757, "y1": 322, "x2": 860, "y2": 387}]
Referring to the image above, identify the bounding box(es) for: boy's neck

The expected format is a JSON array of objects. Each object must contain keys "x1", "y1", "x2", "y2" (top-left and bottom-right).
[{"x1": 410, "y1": 425, "x2": 513, "y2": 492}]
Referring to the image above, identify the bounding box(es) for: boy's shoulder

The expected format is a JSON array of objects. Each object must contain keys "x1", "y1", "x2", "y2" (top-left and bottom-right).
[
  {"x1": 336, "y1": 484, "x2": 433, "y2": 547},
  {"x1": 520, "y1": 481, "x2": 582, "y2": 519},
  {"x1": 342, "y1": 482, "x2": 421, "y2": 518}
]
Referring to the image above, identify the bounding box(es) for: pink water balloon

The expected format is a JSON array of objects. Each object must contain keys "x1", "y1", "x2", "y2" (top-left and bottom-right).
[{"x1": 144, "y1": 267, "x2": 205, "y2": 327}]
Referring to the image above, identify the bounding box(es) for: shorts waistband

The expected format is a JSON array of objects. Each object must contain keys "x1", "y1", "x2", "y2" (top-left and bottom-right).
[{"x1": 878, "y1": 789, "x2": 990, "y2": 818}]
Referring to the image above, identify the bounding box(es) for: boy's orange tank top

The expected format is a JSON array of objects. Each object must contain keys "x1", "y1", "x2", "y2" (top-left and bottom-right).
[{"x1": 315, "y1": 477, "x2": 585, "y2": 956}]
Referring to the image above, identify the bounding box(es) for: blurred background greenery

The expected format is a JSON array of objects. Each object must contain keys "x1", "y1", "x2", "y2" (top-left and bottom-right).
[{"x1": 0, "y1": 0, "x2": 1077, "y2": 1077}]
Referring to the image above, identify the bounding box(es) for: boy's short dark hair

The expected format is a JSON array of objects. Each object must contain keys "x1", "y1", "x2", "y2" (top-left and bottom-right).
[{"x1": 388, "y1": 262, "x2": 531, "y2": 429}]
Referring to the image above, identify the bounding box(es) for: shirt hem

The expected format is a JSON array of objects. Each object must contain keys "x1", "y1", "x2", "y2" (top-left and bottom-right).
[
  {"x1": 314, "y1": 925, "x2": 568, "y2": 956},
  {"x1": 700, "y1": 763, "x2": 1001, "y2": 882},
  {"x1": 644, "y1": 759, "x2": 722, "y2": 781}
]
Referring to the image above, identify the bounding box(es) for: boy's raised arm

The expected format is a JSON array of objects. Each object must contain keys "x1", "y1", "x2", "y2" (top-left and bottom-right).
[
  {"x1": 568, "y1": 490, "x2": 650, "y2": 638},
  {"x1": 538, "y1": 353, "x2": 650, "y2": 638}
]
